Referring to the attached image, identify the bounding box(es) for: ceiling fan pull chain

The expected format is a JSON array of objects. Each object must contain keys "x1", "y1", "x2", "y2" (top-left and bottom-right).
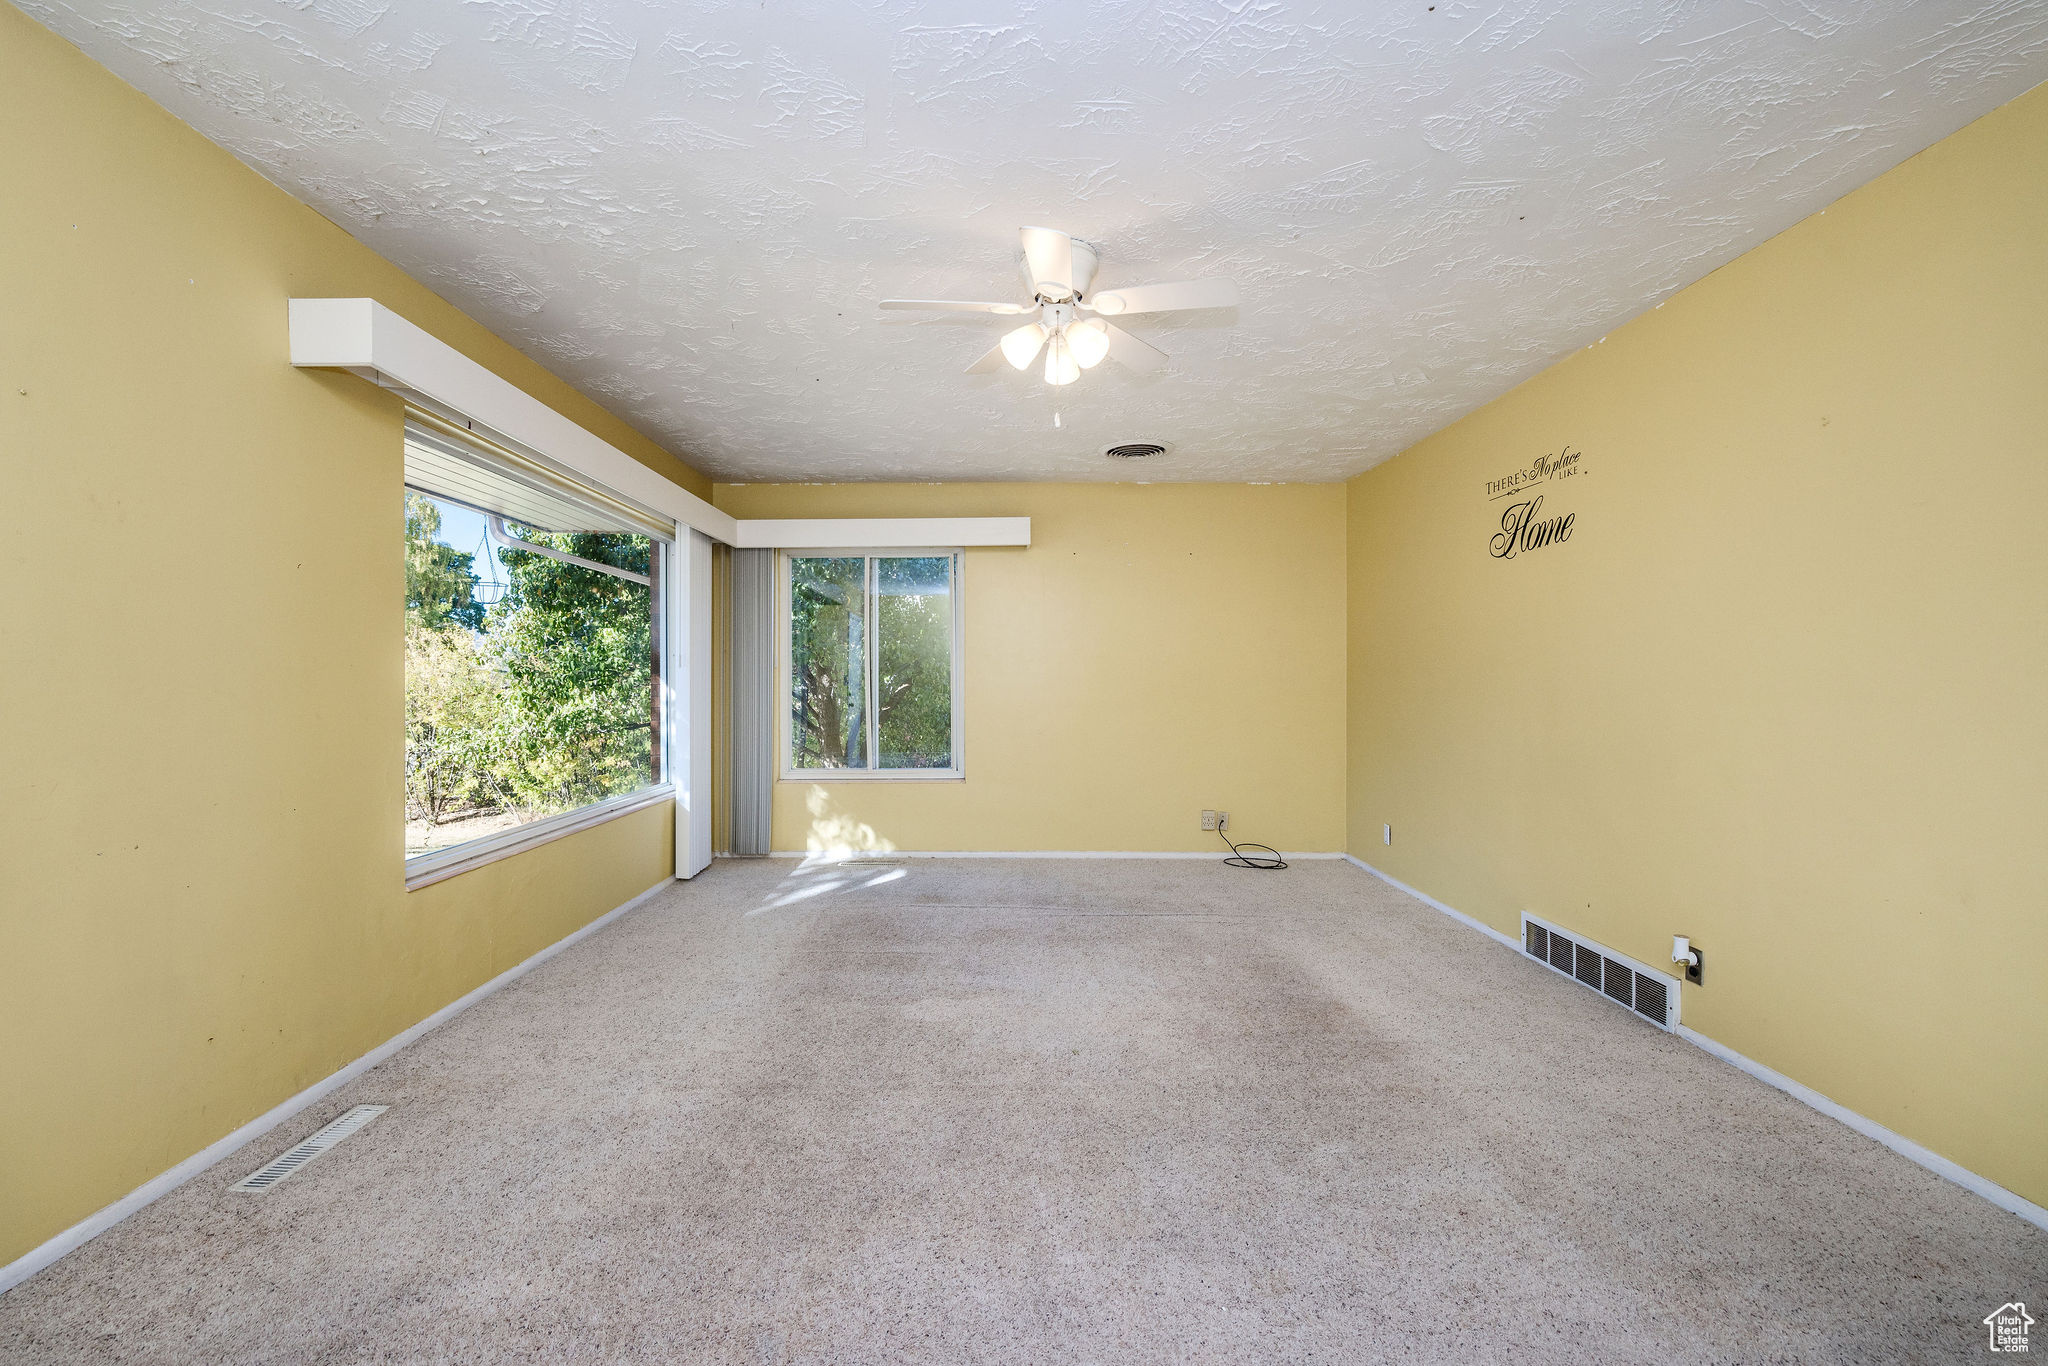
[{"x1": 1051, "y1": 333, "x2": 1062, "y2": 428}]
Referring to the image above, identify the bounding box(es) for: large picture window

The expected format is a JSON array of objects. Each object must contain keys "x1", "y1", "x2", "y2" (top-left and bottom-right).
[
  {"x1": 402, "y1": 419, "x2": 670, "y2": 876},
  {"x1": 786, "y1": 552, "x2": 961, "y2": 778}
]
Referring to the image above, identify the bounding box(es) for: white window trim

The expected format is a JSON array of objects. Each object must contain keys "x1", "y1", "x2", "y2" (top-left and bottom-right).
[
  {"x1": 297, "y1": 299, "x2": 1024, "y2": 878},
  {"x1": 404, "y1": 784, "x2": 677, "y2": 890},
  {"x1": 403, "y1": 444, "x2": 679, "y2": 888},
  {"x1": 294, "y1": 299, "x2": 1033, "y2": 552},
  {"x1": 780, "y1": 548, "x2": 965, "y2": 783}
]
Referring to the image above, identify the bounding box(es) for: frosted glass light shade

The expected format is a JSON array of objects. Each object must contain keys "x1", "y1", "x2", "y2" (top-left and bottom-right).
[
  {"x1": 999, "y1": 323, "x2": 1048, "y2": 371},
  {"x1": 1067, "y1": 317, "x2": 1110, "y2": 369},
  {"x1": 1044, "y1": 336, "x2": 1080, "y2": 386}
]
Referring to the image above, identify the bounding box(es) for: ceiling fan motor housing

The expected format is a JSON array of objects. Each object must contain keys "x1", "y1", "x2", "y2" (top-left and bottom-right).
[{"x1": 1023, "y1": 237, "x2": 1100, "y2": 301}]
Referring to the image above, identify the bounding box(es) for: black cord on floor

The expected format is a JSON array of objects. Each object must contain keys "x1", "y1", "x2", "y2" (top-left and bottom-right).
[{"x1": 1218, "y1": 825, "x2": 1287, "y2": 870}]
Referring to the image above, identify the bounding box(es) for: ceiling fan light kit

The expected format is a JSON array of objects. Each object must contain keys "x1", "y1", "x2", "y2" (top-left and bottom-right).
[
  {"x1": 1067, "y1": 317, "x2": 1111, "y2": 369},
  {"x1": 999, "y1": 322, "x2": 1049, "y2": 370},
  {"x1": 1044, "y1": 331, "x2": 1081, "y2": 387},
  {"x1": 880, "y1": 226, "x2": 1239, "y2": 389}
]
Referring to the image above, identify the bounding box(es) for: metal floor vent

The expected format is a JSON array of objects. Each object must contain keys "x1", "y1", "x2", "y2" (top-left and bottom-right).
[
  {"x1": 231, "y1": 1105, "x2": 388, "y2": 1192},
  {"x1": 1520, "y1": 914, "x2": 1680, "y2": 1030}
]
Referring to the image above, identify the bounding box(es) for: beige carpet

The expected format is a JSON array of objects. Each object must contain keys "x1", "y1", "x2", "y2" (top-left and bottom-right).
[{"x1": 2, "y1": 858, "x2": 2041, "y2": 1363}]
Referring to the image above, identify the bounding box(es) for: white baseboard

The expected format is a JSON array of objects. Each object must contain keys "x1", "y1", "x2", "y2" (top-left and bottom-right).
[
  {"x1": 756, "y1": 850, "x2": 1347, "y2": 861},
  {"x1": 1341, "y1": 854, "x2": 1522, "y2": 949},
  {"x1": 1675, "y1": 1026, "x2": 2048, "y2": 1232},
  {"x1": 16, "y1": 854, "x2": 2035, "y2": 1298},
  {"x1": 0, "y1": 878, "x2": 673, "y2": 1298},
  {"x1": 1337, "y1": 855, "x2": 2048, "y2": 1234}
]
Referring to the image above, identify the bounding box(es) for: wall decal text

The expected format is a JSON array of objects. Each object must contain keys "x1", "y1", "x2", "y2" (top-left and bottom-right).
[
  {"x1": 1485, "y1": 446, "x2": 1584, "y2": 561},
  {"x1": 1490, "y1": 495, "x2": 1575, "y2": 560}
]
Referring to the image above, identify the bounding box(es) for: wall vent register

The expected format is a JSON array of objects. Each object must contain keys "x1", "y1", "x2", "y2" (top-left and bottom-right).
[
  {"x1": 1520, "y1": 913, "x2": 1680, "y2": 1030},
  {"x1": 231, "y1": 1105, "x2": 389, "y2": 1192}
]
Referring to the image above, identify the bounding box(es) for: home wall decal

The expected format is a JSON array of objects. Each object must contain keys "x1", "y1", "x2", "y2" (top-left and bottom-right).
[{"x1": 1485, "y1": 446, "x2": 1584, "y2": 561}]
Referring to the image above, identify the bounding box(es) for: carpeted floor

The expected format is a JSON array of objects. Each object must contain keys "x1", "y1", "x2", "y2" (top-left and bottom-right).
[{"x1": 2, "y1": 858, "x2": 2041, "y2": 1363}]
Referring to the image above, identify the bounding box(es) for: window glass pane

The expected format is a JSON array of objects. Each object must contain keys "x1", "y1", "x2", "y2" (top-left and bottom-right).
[
  {"x1": 790, "y1": 555, "x2": 869, "y2": 770},
  {"x1": 404, "y1": 491, "x2": 661, "y2": 858},
  {"x1": 876, "y1": 556, "x2": 953, "y2": 770}
]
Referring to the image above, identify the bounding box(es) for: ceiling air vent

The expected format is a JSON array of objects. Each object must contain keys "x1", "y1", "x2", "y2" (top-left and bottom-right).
[
  {"x1": 1521, "y1": 914, "x2": 1679, "y2": 1030},
  {"x1": 1104, "y1": 441, "x2": 1170, "y2": 461}
]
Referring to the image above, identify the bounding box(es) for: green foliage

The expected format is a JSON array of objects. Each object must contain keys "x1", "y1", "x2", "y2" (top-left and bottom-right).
[
  {"x1": 789, "y1": 555, "x2": 952, "y2": 771},
  {"x1": 876, "y1": 557, "x2": 952, "y2": 768},
  {"x1": 402, "y1": 494, "x2": 656, "y2": 835},
  {"x1": 404, "y1": 493, "x2": 486, "y2": 631},
  {"x1": 790, "y1": 556, "x2": 866, "y2": 768},
  {"x1": 488, "y1": 529, "x2": 656, "y2": 811},
  {"x1": 404, "y1": 619, "x2": 506, "y2": 824}
]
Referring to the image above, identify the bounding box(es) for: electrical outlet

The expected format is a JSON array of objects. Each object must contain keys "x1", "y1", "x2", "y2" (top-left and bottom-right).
[
  {"x1": 1201, "y1": 810, "x2": 1217, "y2": 831},
  {"x1": 1217, "y1": 811, "x2": 1229, "y2": 831},
  {"x1": 1383, "y1": 823, "x2": 1392, "y2": 846},
  {"x1": 1673, "y1": 935, "x2": 1705, "y2": 986}
]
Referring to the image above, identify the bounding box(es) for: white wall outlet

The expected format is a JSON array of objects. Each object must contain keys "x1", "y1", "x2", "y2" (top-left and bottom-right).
[
  {"x1": 1201, "y1": 810, "x2": 1218, "y2": 831},
  {"x1": 1384, "y1": 824, "x2": 1392, "y2": 846},
  {"x1": 1217, "y1": 811, "x2": 1229, "y2": 831}
]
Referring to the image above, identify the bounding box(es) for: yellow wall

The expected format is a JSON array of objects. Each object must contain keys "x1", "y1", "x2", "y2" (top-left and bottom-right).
[
  {"x1": 6, "y1": 0, "x2": 2039, "y2": 1269},
  {"x1": 1345, "y1": 82, "x2": 2048, "y2": 1207},
  {"x1": 0, "y1": 6, "x2": 706, "y2": 1265},
  {"x1": 713, "y1": 483, "x2": 1348, "y2": 855}
]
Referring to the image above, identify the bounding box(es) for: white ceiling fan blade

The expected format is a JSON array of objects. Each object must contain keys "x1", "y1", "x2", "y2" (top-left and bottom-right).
[
  {"x1": 1103, "y1": 323, "x2": 1168, "y2": 374},
  {"x1": 1020, "y1": 226, "x2": 1074, "y2": 298},
  {"x1": 879, "y1": 299, "x2": 1031, "y2": 315},
  {"x1": 1086, "y1": 278, "x2": 1239, "y2": 316},
  {"x1": 965, "y1": 340, "x2": 1008, "y2": 374}
]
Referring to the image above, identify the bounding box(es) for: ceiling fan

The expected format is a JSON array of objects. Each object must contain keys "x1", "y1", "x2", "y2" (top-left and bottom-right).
[{"x1": 879, "y1": 227, "x2": 1239, "y2": 386}]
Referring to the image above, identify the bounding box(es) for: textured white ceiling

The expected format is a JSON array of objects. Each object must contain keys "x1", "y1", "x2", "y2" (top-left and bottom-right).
[{"x1": 29, "y1": 0, "x2": 2048, "y2": 482}]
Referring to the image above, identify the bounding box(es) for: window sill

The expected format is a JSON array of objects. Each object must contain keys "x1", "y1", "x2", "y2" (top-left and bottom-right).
[
  {"x1": 404, "y1": 785, "x2": 675, "y2": 891},
  {"x1": 780, "y1": 771, "x2": 964, "y2": 784}
]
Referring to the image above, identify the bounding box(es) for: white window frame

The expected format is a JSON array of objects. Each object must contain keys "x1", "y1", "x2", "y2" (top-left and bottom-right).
[
  {"x1": 402, "y1": 427, "x2": 679, "y2": 889},
  {"x1": 404, "y1": 785, "x2": 675, "y2": 891},
  {"x1": 779, "y1": 548, "x2": 964, "y2": 783}
]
